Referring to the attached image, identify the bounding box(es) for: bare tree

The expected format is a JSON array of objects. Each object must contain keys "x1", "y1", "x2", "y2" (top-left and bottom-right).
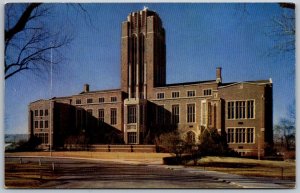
[
  {"x1": 5, "y1": 3, "x2": 73, "y2": 80},
  {"x1": 274, "y1": 105, "x2": 295, "y2": 150}
]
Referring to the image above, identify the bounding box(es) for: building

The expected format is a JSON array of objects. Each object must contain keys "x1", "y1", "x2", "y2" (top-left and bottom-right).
[{"x1": 28, "y1": 8, "x2": 273, "y2": 157}]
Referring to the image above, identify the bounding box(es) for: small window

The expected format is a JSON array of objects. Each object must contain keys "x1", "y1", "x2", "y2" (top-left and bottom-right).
[
  {"x1": 87, "y1": 98, "x2": 93, "y2": 104},
  {"x1": 99, "y1": 97, "x2": 105, "y2": 103},
  {"x1": 76, "y1": 99, "x2": 81, "y2": 104},
  {"x1": 111, "y1": 97, "x2": 117, "y2": 102},
  {"x1": 187, "y1": 90, "x2": 195, "y2": 97},
  {"x1": 45, "y1": 109, "x2": 48, "y2": 116},
  {"x1": 203, "y1": 89, "x2": 212, "y2": 96},
  {"x1": 87, "y1": 109, "x2": 93, "y2": 115},
  {"x1": 172, "y1": 91, "x2": 179, "y2": 98},
  {"x1": 157, "y1": 92, "x2": 165, "y2": 99},
  {"x1": 40, "y1": 110, "x2": 43, "y2": 116},
  {"x1": 34, "y1": 110, "x2": 38, "y2": 116}
]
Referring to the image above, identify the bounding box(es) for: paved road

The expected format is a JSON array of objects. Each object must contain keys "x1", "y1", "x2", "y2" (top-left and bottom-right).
[{"x1": 5, "y1": 157, "x2": 294, "y2": 188}]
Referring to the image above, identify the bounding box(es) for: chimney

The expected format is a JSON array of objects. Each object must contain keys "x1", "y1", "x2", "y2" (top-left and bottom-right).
[
  {"x1": 84, "y1": 84, "x2": 90, "y2": 92},
  {"x1": 216, "y1": 67, "x2": 222, "y2": 83}
]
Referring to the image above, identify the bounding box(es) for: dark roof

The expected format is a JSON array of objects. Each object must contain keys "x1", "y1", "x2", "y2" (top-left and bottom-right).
[
  {"x1": 79, "y1": 88, "x2": 121, "y2": 95},
  {"x1": 157, "y1": 80, "x2": 216, "y2": 88},
  {"x1": 219, "y1": 79, "x2": 271, "y2": 88}
]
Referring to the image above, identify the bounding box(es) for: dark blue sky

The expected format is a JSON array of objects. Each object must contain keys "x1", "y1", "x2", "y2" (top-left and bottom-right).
[{"x1": 5, "y1": 3, "x2": 295, "y2": 134}]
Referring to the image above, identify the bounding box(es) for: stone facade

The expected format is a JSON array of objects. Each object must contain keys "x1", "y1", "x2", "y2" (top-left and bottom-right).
[{"x1": 29, "y1": 8, "x2": 273, "y2": 156}]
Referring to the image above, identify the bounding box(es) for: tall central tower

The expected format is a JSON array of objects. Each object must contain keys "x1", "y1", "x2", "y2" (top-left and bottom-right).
[
  {"x1": 121, "y1": 8, "x2": 166, "y2": 144},
  {"x1": 121, "y1": 7, "x2": 166, "y2": 99}
]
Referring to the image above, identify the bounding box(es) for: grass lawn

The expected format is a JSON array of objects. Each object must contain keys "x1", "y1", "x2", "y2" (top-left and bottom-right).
[{"x1": 189, "y1": 156, "x2": 296, "y2": 180}]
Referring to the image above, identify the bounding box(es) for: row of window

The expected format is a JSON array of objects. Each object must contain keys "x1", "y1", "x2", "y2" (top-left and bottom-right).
[
  {"x1": 34, "y1": 109, "x2": 49, "y2": 117},
  {"x1": 82, "y1": 108, "x2": 117, "y2": 125},
  {"x1": 227, "y1": 128, "x2": 254, "y2": 144},
  {"x1": 34, "y1": 120, "x2": 49, "y2": 129},
  {"x1": 34, "y1": 133, "x2": 49, "y2": 144},
  {"x1": 227, "y1": 100, "x2": 254, "y2": 119},
  {"x1": 76, "y1": 97, "x2": 117, "y2": 105},
  {"x1": 156, "y1": 89, "x2": 212, "y2": 99}
]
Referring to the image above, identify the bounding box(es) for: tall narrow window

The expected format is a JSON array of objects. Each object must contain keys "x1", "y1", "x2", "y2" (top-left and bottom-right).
[
  {"x1": 247, "y1": 128, "x2": 254, "y2": 143},
  {"x1": 227, "y1": 101, "x2": 235, "y2": 119},
  {"x1": 40, "y1": 110, "x2": 43, "y2": 116},
  {"x1": 98, "y1": 109, "x2": 104, "y2": 123},
  {"x1": 227, "y1": 128, "x2": 235, "y2": 143},
  {"x1": 187, "y1": 104, "x2": 195, "y2": 123},
  {"x1": 40, "y1": 121, "x2": 44, "y2": 129},
  {"x1": 156, "y1": 105, "x2": 165, "y2": 124},
  {"x1": 186, "y1": 131, "x2": 196, "y2": 144},
  {"x1": 45, "y1": 121, "x2": 49, "y2": 128},
  {"x1": 128, "y1": 105, "x2": 137, "y2": 124},
  {"x1": 34, "y1": 110, "x2": 38, "y2": 116},
  {"x1": 247, "y1": 100, "x2": 254, "y2": 118},
  {"x1": 172, "y1": 105, "x2": 179, "y2": 124},
  {"x1": 45, "y1": 109, "x2": 48, "y2": 116},
  {"x1": 110, "y1": 108, "x2": 117, "y2": 125},
  {"x1": 201, "y1": 101, "x2": 207, "y2": 126},
  {"x1": 34, "y1": 121, "x2": 38, "y2": 128}
]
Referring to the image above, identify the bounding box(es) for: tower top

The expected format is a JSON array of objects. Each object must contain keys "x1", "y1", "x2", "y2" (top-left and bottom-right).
[{"x1": 143, "y1": 6, "x2": 148, "y2": 11}]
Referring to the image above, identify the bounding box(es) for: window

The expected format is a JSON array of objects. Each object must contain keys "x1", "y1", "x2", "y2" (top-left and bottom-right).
[
  {"x1": 172, "y1": 105, "x2": 179, "y2": 124},
  {"x1": 111, "y1": 97, "x2": 117, "y2": 102},
  {"x1": 236, "y1": 101, "x2": 246, "y2": 119},
  {"x1": 40, "y1": 121, "x2": 44, "y2": 129},
  {"x1": 201, "y1": 101, "x2": 207, "y2": 126},
  {"x1": 187, "y1": 104, "x2": 195, "y2": 123},
  {"x1": 98, "y1": 109, "x2": 104, "y2": 122},
  {"x1": 45, "y1": 121, "x2": 49, "y2": 128},
  {"x1": 128, "y1": 106, "x2": 137, "y2": 124},
  {"x1": 203, "y1": 89, "x2": 212, "y2": 96},
  {"x1": 227, "y1": 128, "x2": 235, "y2": 143},
  {"x1": 34, "y1": 110, "x2": 38, "y2": 116},
  {"x1": 99, "y1": 97, "x2": 105, "y2": 103},
  {"x1": 40, "y1": 110, "x2": 43, "y2": 116},
  {"x1": 172, "y1": 91, "x2": 179, "y2": 98},
  {"x1": 227, "y1": 101, "x2": 235, "y2": 119},
  {"x1": 87, "y1": 109, "x2": 93, "y2": 115},
  {"x1": 247, "y1": 100, "x2": 254, "y2": 118},
  {"x1": 247, "y1": 128, "x2": 254, "y2": 143},
  {"x1": 227, "y1": 100, "x2": 255, "y2": 119},
  {"x1": 227, "y1": 128, "x2": 254, "y2": 144},
  {"x1": 186, "y1": 131, "x2": 196, "y2": 144},
  {"x1": 157, "y1": 92, "x2": 165, "y2": 99},
  {"x1": 45, "y1": 109, "x2": 48, "y2": 116},
  {"x1": 34, "y1": 121, "x2": 38, "y2": 128},
  {"x1": 45, "y1": 133, "x2": 49, "y2": 144},
  {"x1": 76, "y1": 99, "x2": 81, "y2": 104},
  {"x1": 156, "y1": 105, "x2": 165, "y2": 124},
  {"x1": 128, "y1": 132, "x2": 137, "y2": 144},
  {"x1": 235, "y1": 128, "x2": 246, "y2": 143},
  {"x1": 187, "y1": 90, "x2": 195, "y2": 97},
  {"x1": 110, "y1": 108, "x2": 117, "y2": 125},
  {"x1": 87, "y1": 98, "x2": 93, "y2": 104}
]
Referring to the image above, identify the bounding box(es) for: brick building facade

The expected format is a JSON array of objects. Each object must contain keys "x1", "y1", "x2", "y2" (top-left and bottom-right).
[{"x1": 29, "y1": 8, "x2": 273, "y2": 157}]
